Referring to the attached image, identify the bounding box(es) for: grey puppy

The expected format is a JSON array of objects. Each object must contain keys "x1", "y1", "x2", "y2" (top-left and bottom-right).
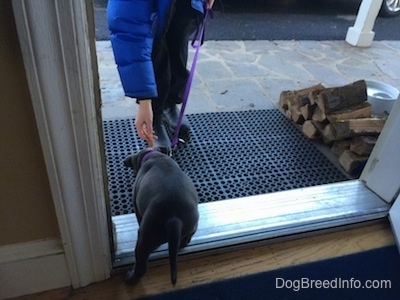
[{"x1": 124, "y1": 148, "x2": 199, "y2": 286}]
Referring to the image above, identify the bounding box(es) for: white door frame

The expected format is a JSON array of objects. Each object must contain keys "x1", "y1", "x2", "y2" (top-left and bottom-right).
[
  {"x1": 389, "y1": 194, "x2": 400, "y2": 249},
  {"x1": 361, "y1": 97, "x2": 400, "y2": 203},
  {"x1": 12, "y1": 0, "x2": 111, "y2": 288},
  {"x1": 361, "y1": 93, "x2": 400, "y2": 248},
  {"x1": 12, "y1": 0, "x2": 397, "y2": 289}
]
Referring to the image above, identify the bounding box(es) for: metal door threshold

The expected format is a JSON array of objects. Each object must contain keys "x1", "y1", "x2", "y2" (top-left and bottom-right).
[{"x1": 112, "y1": 180, "x2": 390, "y2": 266}]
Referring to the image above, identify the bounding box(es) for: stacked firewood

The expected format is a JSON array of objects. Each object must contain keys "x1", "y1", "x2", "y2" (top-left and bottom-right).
[{"x1": 279, "y1": 80, "x2": 387, "y2": 175}]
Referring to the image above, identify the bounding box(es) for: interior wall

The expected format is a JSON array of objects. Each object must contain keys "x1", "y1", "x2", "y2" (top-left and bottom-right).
[{"x1": 0, "y1": 0, "x2": 60, "y2": 246}]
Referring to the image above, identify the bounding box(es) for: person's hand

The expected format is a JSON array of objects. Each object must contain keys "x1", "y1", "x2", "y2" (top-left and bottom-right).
[
  {"x1": 135, "y1": 99, "x2": 156, "y2": 147},
  {"x1": 206, "y1": 0, "x2": 215, "y2": 9}
]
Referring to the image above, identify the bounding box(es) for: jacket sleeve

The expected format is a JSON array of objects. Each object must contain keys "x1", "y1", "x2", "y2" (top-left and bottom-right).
[{"x1": 107, "y1": 0, "x2": 158, "y2": 99}]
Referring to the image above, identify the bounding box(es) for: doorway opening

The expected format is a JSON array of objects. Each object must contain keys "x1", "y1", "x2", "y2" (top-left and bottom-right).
[{"x1": 94, "y1": 3, "x2": 392, "y2": 267}]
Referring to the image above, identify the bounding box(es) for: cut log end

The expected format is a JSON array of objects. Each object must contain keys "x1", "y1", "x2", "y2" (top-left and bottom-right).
[
  {"x1": 302, "y1": 120, "x2": 319, "y2": 139},
  {"x1": 339, "y1": 150, "x2": 368, "y2": 174}
]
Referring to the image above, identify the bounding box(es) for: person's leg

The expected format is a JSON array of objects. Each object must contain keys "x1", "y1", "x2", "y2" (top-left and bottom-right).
[
  {"x1": 164, "y1": 0, "x2": 204, "y2": 140},
  {"x1": 151, "y1": 0, "x2": 184, "y2": 151},
  {"x1": 151, "y1": 37, "x2": 172, "y2": 151}
]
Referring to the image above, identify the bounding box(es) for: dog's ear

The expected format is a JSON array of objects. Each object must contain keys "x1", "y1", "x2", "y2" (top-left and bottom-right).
[
  {"x1": 123, "y1": 154, "x2": 135, "y2": 169},
  {"x1": 124, "y1": 152, "x2": 140, "y2": 171},
  {"x1": 124, "y1": 149, "x2": 148, "y2": 172}
]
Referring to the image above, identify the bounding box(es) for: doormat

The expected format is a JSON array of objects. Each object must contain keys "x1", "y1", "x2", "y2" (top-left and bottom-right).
[
  {"x1": 103, "y1": 109, "x2": 349, "y2": 216},
  {"x1": 138, "y1": 245, "x2": 400, "y2": 300}
]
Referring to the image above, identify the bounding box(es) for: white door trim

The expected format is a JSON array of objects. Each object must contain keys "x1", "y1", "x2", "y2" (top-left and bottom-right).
[
  {"x1": 12, "y1": 0, "x2": 111, "y2": 288},
  {"x1": 361, "y1": 97, "x2": 400, "y2": 203},
  {"x1": 389, "y1": 194, "x2": 400, "y2": 250},
  {"x1": 0, "y1": 239, "x2": 71, "y2": 299}
]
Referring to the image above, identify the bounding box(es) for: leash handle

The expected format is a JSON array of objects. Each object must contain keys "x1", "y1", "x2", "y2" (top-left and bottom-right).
[{"x1": 171, "y1": 9, "x2": 210, "y2": 149}]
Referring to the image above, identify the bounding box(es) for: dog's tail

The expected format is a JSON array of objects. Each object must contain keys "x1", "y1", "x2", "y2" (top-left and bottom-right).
[{"x1": 166, "y1": 217, "x2": 182, "y2": 286}]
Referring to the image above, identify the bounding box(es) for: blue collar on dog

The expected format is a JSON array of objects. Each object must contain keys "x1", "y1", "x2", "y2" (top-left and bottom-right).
[{"x1": 141, "y1": 149, "x2": 159, "y2": 165}]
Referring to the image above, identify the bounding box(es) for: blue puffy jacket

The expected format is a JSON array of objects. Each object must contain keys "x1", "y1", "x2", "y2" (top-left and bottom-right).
[{"x1": 108, "y1": 0, "x2": 205, "y2": 99}]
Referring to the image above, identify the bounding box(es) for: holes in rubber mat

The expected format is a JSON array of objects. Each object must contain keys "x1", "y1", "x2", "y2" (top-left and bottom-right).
[{"x1": 103, "y1": 110, "x2": 349, "y2": 216}]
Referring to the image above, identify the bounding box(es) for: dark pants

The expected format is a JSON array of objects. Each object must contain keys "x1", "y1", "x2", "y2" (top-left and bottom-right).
[{"x1": 151, "y1": 0, "x2": 203, "y2": 118}]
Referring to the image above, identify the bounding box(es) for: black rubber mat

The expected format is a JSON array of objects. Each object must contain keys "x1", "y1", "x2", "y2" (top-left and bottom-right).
[{"x1": 103, "y1": 110, "x2": 349, "y2": 216}]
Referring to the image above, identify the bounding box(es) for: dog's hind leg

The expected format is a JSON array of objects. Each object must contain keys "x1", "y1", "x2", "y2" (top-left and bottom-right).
[
  {"x1": 180, "y1": 222, "x2": 198, "y2": 248},
  {"x1": 180, "y1": 234, "x2": 192, "y2": 248},
  {"x1": 125, "y1": 228, "x2": 159, "y2": 285}
]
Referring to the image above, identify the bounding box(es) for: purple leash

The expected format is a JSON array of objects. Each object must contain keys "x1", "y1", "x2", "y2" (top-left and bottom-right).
[{"x1": 171, "y1": 9, "x2": 210, "y2": 149}]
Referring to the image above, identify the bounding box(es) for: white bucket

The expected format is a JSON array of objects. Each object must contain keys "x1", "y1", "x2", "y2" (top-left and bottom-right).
[{"x1": 366, "y1": 80, "x2": 400, "y2": 115}]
